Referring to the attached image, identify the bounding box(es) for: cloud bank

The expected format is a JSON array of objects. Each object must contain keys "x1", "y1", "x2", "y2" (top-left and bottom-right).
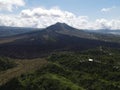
[
  {"x1": 0, "y1": 0, "x2": 25, "y2": 11},
  {"x1": 0, "y1": 7, "x2": 120, "y2": 30}
]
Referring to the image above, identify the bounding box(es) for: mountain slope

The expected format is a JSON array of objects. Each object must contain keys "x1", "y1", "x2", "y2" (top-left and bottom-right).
[
  {"x1": 45, "y1": 23, "x2": 96, "y2": 39},
  {"x1": 0, "y1": 23, "x2": 120, "y2": 58}
]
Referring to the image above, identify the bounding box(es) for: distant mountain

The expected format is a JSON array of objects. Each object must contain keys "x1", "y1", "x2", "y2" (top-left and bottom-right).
[
  {"x1": 45, "y1": 23, "x2": 120, "y2": 42},
  {"x1": 0, "y1": 26, "x2": 39, "y2": 38},
  {"x1": 0, "y1": 23, "x2": 120, "y2": 58},
  {"x1": 45, "y1": 23, "x2": 97, "y2": 39},
  {"x1": 86, "y1": 29, "x2": 120, "y2": 35}
]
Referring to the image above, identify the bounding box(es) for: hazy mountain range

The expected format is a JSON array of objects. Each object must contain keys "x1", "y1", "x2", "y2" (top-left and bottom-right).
[
  {"x1": 0, "y1": 26, "x2": 40, "y2": 38},
  {"x1": 86, "y1": 29, "x2": 120, "y2": 35}
]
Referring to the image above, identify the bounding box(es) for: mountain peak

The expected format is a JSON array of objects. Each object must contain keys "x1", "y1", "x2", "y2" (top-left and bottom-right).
[
  {"x1": 50, "y1": 22, "x2": 69, "y2": 27},
  {"x1": 55, "y1": 22, "x2": 67, "y2": 25},
  {"x1": 46, "y1": 22, "x2": 76, "y2": 32}
]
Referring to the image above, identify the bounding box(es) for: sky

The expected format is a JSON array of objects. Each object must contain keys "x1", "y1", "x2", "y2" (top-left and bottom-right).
[{"x1": 0, "y1": 0, "x2": 120, "y2": 29}]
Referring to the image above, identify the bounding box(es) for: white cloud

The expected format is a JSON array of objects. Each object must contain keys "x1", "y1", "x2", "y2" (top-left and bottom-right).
[
  {"x1": 19, "y1": 7, "x2": 90, "y2": 29},
  {"x1": 0, "y1": 0, "x2": 25, "y2": 11},
  {"x1": 101, "y1": 6, "x2": 116, "y2": 13},
  {"x1": 0, "y1": 7, "x2": 120, "y2": 30},
  {"x1": 92, "y1": 18, "x2": 120, "y2": 30}
]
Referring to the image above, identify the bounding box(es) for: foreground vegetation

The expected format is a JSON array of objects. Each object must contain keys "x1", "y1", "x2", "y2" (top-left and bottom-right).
[{"x1": 0, "y1": 47, "x2": 120, "y2": 90}]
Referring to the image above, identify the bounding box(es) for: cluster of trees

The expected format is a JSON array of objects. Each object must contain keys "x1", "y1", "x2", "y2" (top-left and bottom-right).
[{"x1": 0, "y1": 57, "x2": 16, "y2": 71}]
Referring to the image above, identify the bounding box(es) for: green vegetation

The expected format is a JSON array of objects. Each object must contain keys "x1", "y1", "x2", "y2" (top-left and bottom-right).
[
  {"x1": 0, "y1": 73, "x2": 83, "y2": 90},
  {"x1": 47, "y1": 48, "x2": 120, "y2": 90},
  {"x1": 0, "y1": 47, "x2": 120, "y2": 90},
  {"x1": 0, "y1": 57, "x2": 16, "y2": 71}
]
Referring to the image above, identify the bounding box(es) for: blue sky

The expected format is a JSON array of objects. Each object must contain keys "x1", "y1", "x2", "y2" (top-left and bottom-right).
[
  {"x1": 25, "y1": 0, "x2": 120, "y2": 20},
  {"x1": 0, "y1": 0, "x2": 120, "y2": 29}
]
